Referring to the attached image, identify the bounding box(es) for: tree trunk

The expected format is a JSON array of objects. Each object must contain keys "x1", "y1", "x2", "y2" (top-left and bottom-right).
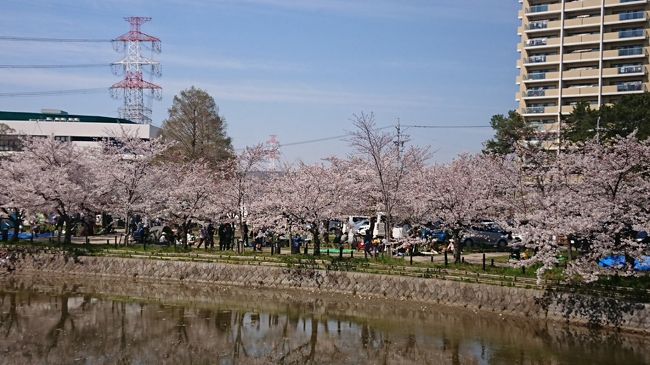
[
  {"x1": 6, "y1": 208, "x2": 23, "y2": 243},
  {"x1": 63, "y1": 216, "x2": 73, "y2": 245},
  {"x1": 385, "y1": 215, "x2": 391, "y2": 241},
  {"x1": 322, "y1": 220, "x2": 330, "y2": 243},
  {"x1": 238, "y1": 216, "x2": 244, "y2": 254},
  {"x1": 182, "y1": 220, "x2": 190, "y2": 248},
  {"x1": 307, "y1": 317, "x2": 319, "y2": 363},
  {"x1": 125, "y1": 213, "x2": 131, "y2": 246},
  {"x1": 56, "y1": 218, "x2": 63, "y2": 244},
  {"x1": 312, "y1": 227, "x2": 321, "y2": 256}
]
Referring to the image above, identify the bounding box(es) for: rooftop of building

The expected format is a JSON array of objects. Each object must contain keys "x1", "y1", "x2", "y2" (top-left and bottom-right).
[{"x1": 0, "y1": 110, "x2": 136, "y2": 124}]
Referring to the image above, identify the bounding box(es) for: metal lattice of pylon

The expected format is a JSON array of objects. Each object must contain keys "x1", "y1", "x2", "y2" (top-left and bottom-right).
[
  {"x1": 266, "y1": 135, "x2": 280, "y2": 170},
  {"x1": 110, "y1": 17, "x2": 162, "y2": 124}
]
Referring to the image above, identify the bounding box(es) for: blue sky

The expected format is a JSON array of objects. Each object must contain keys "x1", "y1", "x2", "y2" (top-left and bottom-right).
[{"x1": 0, "y1": 0, "x2": 520, "y2": 162}]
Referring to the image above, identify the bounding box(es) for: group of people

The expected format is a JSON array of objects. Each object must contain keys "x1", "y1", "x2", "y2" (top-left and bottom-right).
[
  {"x1": 217, "y1": 222, "x2": 235, "y2": 250},
  {"x1": 154, "y1": 220, "x2": 241, "y2": 250},
  {"x1": 196, "y1": 223, "x2": 216, "y2": 249}
]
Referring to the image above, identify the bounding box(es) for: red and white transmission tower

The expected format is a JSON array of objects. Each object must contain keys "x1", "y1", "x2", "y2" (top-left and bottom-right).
[
  {"x1": 110, "y1": 17, "x2": 161, "y2": 124},
  {"x1": 266, "y1": 135, "x2": 280, "y2": 170}
]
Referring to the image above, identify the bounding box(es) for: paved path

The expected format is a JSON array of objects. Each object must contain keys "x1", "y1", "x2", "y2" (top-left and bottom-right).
[{"x1": 36, "y1": 235, "x2": 512, "y2": 267}]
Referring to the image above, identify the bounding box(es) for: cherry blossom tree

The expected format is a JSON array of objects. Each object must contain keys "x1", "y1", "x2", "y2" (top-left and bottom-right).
[
  {"x1": 1, "y1": 137, "x2": 100, "y2": 244},
  {"x1": 152, "y1": 161, "x2": 220, "y2": 247},
  {"x1": 218, "y1": 143, "x2": 274, "y2": 252},
  {"x1": 259, "y1": 158, "x2": 354, "y2": 255},
  {"x1": 0, "y1": 125, "x2": 24, "y2": 240},
  {"x1": 508, "y1": 135, "x2": 650, "y2": 282},
  {"x1": 425, "y1": 154, "x2": 515, "y2": 263},
  {"x1": 349, "y1": 112, "x2": 428, "y2": 239},
  {"x1": 93, "y1": 135, "x2": 170, "y2": 241}
]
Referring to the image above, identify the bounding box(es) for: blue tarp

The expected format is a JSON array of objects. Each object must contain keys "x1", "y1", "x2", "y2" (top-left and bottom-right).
[
  {"x1": 6, "y1": 232, "x2": 55, "y2": 240},
  {"x1": 599, "y1": 256, "x2": 650, "y2": 272}
]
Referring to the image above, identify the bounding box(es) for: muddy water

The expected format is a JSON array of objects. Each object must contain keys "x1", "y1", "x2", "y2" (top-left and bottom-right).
[{"x1": 0, "y1": 275, "x2": 648, "y2": 365}]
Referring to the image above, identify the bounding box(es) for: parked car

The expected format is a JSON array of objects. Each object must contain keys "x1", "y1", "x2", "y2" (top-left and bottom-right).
[
  {"x1": 357, "y1": 220, "x2": 371, "y2": 236},
  {"x1": 461, "y1": 222, "x2": 510, "y2": 248},
  {"x1": 328, "y1": 219, "x2": 343, "y2": 233},
  {"x1": 420, "y1": 225, "x2": 447, "y2": 243}
]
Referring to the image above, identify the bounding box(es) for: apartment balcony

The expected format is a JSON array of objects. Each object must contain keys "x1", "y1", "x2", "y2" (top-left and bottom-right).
[
  {"x1": 602, "y1": 81, "x2": 646, "y2": 94},
  {"x1": 565, "y1": 0, "x2": 603, "y2": 11},
  {"x1": 525, "y1": 19, "x2": 562, "y2": 33},
  {"x1": 522, "y1": 106, "x2": 559, "y2": 116},
  {"x1": 603, "y1": 29, "x2": 646, "y2": 42},
  {"x1": 525, "y1": 3, "x2": 562, "y2": 16},
  {"x1": 562, "y1": 86, "x2": 600, "y2": 96},
  {"x1": 562, "y1": 68, "x2": 599, "y2": 80},
  {"x1": 604, "y1": 11, "x2": 647, "y2": 25},
  {"x1": 564, "y1": 16, "x2": 601, "y2": 29},
  {"x1": 602, "y1": 64, "x2": 646, "y2": 77},
  {"x1": 602, "y1": 46, "x2": 647, "y2": 59},
  {"x1": 525, "y1": 37, "x2": 561, "y2": 49},
  {"x1": 524, "y1": 54, "x2": 561, "y2": 65},
  {"x1": 529, "y1": 122, "x2": 560, "y2": 134},
  {"x1": 522, "y1": 88, "x2": 560, "y2": 99},
  {"x1": 560, "y1": 105, "x2": 584, "y2": 114},
  {"x1": 605, "y1": 0, "x2": 649, "y2": 8},
  {"x1": 564, "y1": 33, "x2": 601, "y2": 46},
  {"x1": 524, "y1": 71, "x2": 561, "y2": 82},
  {"x1": 563, "y1": 50, "x2": 600, "y2": 62}
]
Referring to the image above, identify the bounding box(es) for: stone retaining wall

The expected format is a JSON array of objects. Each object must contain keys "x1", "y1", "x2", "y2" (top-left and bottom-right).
[{"x1": 12, "y1": 253, "x2": 650, "y2": 333}]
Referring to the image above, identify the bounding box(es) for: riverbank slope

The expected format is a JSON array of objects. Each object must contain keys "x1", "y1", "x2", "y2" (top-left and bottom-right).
[{"x1": 9, "y1": 252, "x2": 650, "y2": 334}]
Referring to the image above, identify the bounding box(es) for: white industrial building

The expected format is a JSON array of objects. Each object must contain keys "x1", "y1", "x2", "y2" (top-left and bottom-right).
[{"x1": 0, "y1": 109, "x2": 161, "y2": 152}]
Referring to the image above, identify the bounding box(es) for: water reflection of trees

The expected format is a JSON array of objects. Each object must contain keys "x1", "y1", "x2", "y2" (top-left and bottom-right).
[{"x1": 0, "y1": 278, "x2": 649, "y2": 365}]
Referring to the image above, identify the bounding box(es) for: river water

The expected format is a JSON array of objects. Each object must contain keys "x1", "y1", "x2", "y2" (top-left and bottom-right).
[{"x1": 0, "y1": 275, "x2": 648, "y2": 365}]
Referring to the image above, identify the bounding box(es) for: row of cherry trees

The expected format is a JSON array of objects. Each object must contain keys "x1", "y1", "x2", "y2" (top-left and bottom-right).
[{"x1": 1, "y1": 120, "x2": 649, "y2": 282}]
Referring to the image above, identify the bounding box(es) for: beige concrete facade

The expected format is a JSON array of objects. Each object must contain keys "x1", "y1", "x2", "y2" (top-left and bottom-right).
[{"x1": 517, "y1": 0, "x2": 650, "y2": 147}]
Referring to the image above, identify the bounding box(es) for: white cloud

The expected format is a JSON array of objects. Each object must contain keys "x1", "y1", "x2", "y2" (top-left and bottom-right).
[
  {"x1": 160, "y1": 78, "x2": 439, "y2": 108},
  {"x1": 0, "y1": 69, "x2": 115, "y2": 89},
  {"x1": 162, "y1": 53, "x2": 306, "y2": 72},
  {"x1": 0, "y1": 67, "x2": 438, "y2": 108}
]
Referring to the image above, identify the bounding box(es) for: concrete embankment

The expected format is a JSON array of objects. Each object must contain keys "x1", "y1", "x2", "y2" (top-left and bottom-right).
[{"x1": 10, "y1": 253, "x2": 650, "y2": 334}]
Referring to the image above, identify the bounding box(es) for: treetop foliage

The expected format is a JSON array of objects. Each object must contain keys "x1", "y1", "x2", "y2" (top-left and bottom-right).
[{"x1": 161, "y1": 86, "x2": 234, "y2": 165}]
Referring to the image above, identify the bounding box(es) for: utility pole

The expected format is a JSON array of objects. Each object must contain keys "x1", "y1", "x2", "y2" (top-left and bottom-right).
[{"x1": 394, "y1": 118, "x2": 406, "y2": 161}]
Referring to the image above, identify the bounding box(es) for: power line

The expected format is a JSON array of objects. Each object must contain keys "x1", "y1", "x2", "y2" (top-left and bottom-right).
[
  {"x1": 0, "y1": 64, "x2": 109, "y2": 69},
  {"x1": 277, "y1": 124, "x2": 490, "y2": 148},
  {"x1": 278, "y1": 126, "x2": 390, "y2": 148},
  {"x1": 0, "y1": 36, "x2": 111, "y2": 42},
  {"x1": 0, "y1": 88, "x2": 107, "y2": 97},
  {"x1": 279, "y1": 134, "x2": 349, "y2": 147},
  {"x1": 404, "y1": 124, "x2": 491, "y2": 129}
]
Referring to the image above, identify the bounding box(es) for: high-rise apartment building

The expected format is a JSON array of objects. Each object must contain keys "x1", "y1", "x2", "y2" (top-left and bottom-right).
[{"x1": 517, "y1": 0, "x2": 649, "y2": 145}]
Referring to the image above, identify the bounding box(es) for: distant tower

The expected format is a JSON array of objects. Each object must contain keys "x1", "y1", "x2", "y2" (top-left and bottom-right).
[
  {"x1": 110, "y1": 17, "x2": 162, "y2": 124},
  {"x1": 266, "y1": 135, "x2": 280, "y2": 170}
]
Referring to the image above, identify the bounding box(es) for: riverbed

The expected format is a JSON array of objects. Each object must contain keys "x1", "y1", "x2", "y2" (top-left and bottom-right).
[{"x1": 0, "y1": 274, "x2": 648, "y2": 365}]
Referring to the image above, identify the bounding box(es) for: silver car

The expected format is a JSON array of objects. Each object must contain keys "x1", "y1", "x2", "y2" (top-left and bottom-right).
[{"x1": 461, "y1": 222, "x2": 510, "y2": 248}]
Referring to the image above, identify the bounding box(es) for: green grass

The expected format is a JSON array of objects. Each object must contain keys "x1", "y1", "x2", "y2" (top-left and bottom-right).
[{"x1": 0, "y1": 240, "x2": 645, "y2": 298}]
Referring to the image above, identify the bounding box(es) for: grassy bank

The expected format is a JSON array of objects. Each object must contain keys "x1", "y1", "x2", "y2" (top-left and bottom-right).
[{"x1": 1, "y1": 240, "x2": 648, "y2": 303}]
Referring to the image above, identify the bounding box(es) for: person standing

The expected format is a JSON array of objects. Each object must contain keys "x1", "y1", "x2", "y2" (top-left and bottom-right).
[
  {"x1": 207, "y1": 222, "x2": 215, "y2": 250},
  {"x1": 242, "y1": 222, "x2": 249, "y2": 247},
  {"x1": 224, "y1": 223, "x2": 233, "y2": 250},
  {"x1": 218, "y1": 223, "x2": 226, "y2": 251},
  {"x1": 196, "y1": 225, "x2": 206, "y2": 249}
]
